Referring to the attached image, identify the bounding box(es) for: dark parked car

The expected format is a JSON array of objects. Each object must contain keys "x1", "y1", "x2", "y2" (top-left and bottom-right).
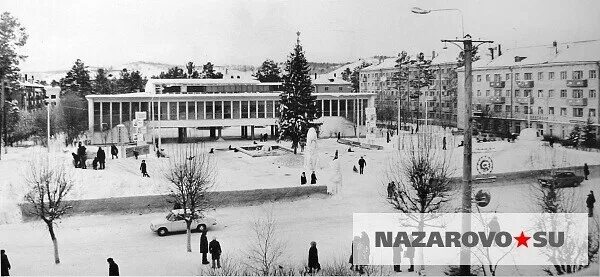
[{"x1": 538, "y1": 171, "x2": 584, "y2": 188}]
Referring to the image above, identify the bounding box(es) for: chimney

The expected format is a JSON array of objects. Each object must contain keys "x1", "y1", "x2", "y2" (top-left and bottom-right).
[
  {"x1": 497, "y1": 44, "x2": 502, "y2": 56},
  {"x1": 488, "y1": 47, "x2": 495, "y2": 60},
  {"x1": 553, "y1": 41, "x2": 558, "y2": 54}
]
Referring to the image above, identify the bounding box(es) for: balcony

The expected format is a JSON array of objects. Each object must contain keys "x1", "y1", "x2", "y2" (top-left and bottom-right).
[
  {"x1": 515, "y1": 97, "x2": 534, "y2": 104},
  {"x1": 567, "y1": 98, "x2": 588, "y2": 106},
  {"x1": 516, "y1": 80, "x2": 534, "y2": 88},
  {"x1": 489, "y1": 96, "x2": 506, "y2": 104},
  {"x1": 566, "y1": 79, "x2": 588, "y2": 87},
  {"x1": 489, "y1": 81, "x2": 505, "y2": 88}
]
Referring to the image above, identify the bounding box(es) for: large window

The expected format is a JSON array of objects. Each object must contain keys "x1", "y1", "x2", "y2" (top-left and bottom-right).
[
  {"x1": 197, "y1": 101, "x2": 204, "y2": 119},
  {"x1": 206, "y1": 101, "x2": 214, "y2": 119},
  {"x1": 266, "y1": 101, "x2": 274, "y2": 118},
  {"x1": 331, "y1": 100, "x2": 338, "y2": 116},
  {"x1": 224, "y1": 101, "x2": 231, "y2": 119},
  {"x1": 215, "y1": 101, "x2": 222, "y2": 119},
  {"x1": 524, "y1": 73, "x2": 532, "y2": 80},
  {"x1": 188, "y1": 101, "x2": 196, "y2": 120},
  {"x1": 258, "y1": 100, "x2": 265, "y2": 118},
  {"x1": 347, "y1": 99, "x2": 354, "y2": 121},
  {"x1": 560, "y1": 71, "x2": 567, "y2": 80},
  {"x1": 111, "y1": 102, "x2": 121, "y2": 126},
  {"x1": 178, "y1": 102, "x2": 186, "y2": 120},
  {"x1": 572, "y1": 70, "x2": 583, "y2": 80},
  {"x1": 169, "y1": 102, "x2": 177, "y2": 120},
  {"x1": 537, "y1": 72, "x2": 544, "y2": 80},
  {"x1": 323, "y1": 100, "x2": 330, "y2": 116},
  {"x1": 250, "y1": 101, "x2": 257, "y2": 118},
  {"x1": 573, "y1": 89, "x2": 583, "y2": 98},
  {"x1": 140, "y1": 102, "x2": 149, "y2": 121},
  {"x1": 339, "y1": 99, "x2": 346, "y2": 118},
  {"x1": 101, "y1": 102, "x2": 110, "y2": 129},
  {"x1": 122, "y1": 102, "x2": 130, "y2": 123},
  {"x1": 93, "y1": 102, "x2": 101, "y2": 131},
  {"x1": 241, "y1": 101, "x2": 249, "y2": 118},
  {"x1": 233, "y1": 101, "x2": 240, "y2": 119},
  {"x1": 560, "y1": 90, "x2": 567, "y2": 98},
  {"x1": 548, "y1": 72, "x2": 555, "y2": 80},
  {"x1": 573, "y1": 108, "x2": 583, "y2": 117}
]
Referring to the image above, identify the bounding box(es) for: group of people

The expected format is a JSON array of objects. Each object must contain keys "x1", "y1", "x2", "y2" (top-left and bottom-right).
[
  {"x1": 198, "y1": 228, "x2": 222, "y2": 269},
  {"x1": 72, "y1": 143, "x2": 119, "y2": 170},
  {"x1": 300, "y1": 171, "x2": 317, "y2": 185}
]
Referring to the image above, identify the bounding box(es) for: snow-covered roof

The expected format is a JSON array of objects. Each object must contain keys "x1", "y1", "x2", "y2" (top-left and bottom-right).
[
  {"x1": 361, "y1": 49, "x2": 459, "y2": 72},
  {"x1": 17, "y1": 80, "x2": 46, "y2": 88},
  {"x1": 312, "y1": 75, "x2": 350, "y2": 86},
  {"x1": 470, "y1": 39, "x2": 600, "y2": 70},
  {"x1": 85, "y1": 91, "x2": 376, "y2": 100},
  {"x1": 146, "y1": 78, "x2": 261, "y2": 86}
]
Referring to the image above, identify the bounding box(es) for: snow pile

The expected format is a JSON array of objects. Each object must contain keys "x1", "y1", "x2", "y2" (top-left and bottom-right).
[
  {"x1": 272, "y1": 154, "x2": 303, "y2": 167},
  {"x1": 519, "y1": 128, "x2": 541, "y2": 141}
]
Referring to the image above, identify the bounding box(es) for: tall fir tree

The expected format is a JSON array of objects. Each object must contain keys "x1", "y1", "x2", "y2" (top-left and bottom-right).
[
  {"x1": 60, "y1": 59, "x2": 92, "y2": 97},
  {"x1": 254, "y1": 59, "x2": 282, "y2": 82},
  {"x1": 92, "y1": 68, "x2": 113, "y2": 94},
  {"x1": 279, "y1": 32, "x2": 319, "y2": 154}
]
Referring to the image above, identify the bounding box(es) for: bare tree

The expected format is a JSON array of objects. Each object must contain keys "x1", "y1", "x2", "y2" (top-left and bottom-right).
[
  {"x1": 385, "y1": 134, "x2": 456, "y2": 273},
  {"x1": 22, "y1": 155, "x2": 74, "y2": 264},
  {"x1": 244, "y1": 209, "x2": 287, "y2": 275},
  {"x1": 163, "y1": 143, "x2": 216, "y2": 252}
]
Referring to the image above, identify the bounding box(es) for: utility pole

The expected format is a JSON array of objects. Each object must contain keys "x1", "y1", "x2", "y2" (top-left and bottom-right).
[
  {"x1": 0, "y1": 78, "x2": 4, "y2": 160},
  {"x1": 442, "y1": 35, "x2": 493, "y2": 276}
]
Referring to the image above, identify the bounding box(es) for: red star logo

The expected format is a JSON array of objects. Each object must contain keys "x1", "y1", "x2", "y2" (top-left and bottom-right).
[{"x1": 514, "y1": 231, "x2": 531, "y2": 248}]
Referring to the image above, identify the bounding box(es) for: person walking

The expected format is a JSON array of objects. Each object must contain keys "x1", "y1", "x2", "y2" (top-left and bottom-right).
[
  {"x1": 200, "y1": 230, "x2": 210, "y2": 265},
  {"x1": 387, "y1": 181, "x2": 395, "y2": 198},
  {"x1": 209, "y1": 237, "x2": 222, "y2": 269},
  {"x1": 584, "y1": 163, "x2": 590, "y2": 180},
  {"x1": 442, "y1": 136, "x2": 447, "y2": 150},
  {"x1": 334, "y1": 150, "x2": 338, "y2": 160},
  {"x1": 393, "y1": 243, "x2": 403, "y2": 272},
  {"x1": 1, "y1": 250, "x2": 10, "y2": 276},
  {"x1": 310, "y1": 171, "x2": 317, "y2": 184},
  {"x1": 386, "y1": 131, "x2": 390, "y2": 143},
  {"x1": 300, "y1": 172, "x2": 307, "y2": 185},
  {"x1": 358, "y1": 157, "x2": 366, "y2": 175},
  {"x1": 110, "y1": 144, "x2": 119, "y2": 159},
  {"x1": 307, "y1": 241, "x2": 320, "y2": 274},
  {"x1": 140, "y1": 160, "x2": 149, "y2": 177},
  {"x1": 77, "y1": 142, "x2": 87, "y2": 169},
  {"x1": 404, "y1": 245, "x2": 415, "y2": 272},
  {"x1": 107, "y1": 258, "x2": 119, "y2": 276},
  {"x1": 92, "y1": 157, "x2": 99, "y2": 170},
  {"x1": 97, "y1": 147, "x2": 106, "y2": 170},
  {"x1": 587, "y1": 191, "x2": 596, "y2": 217}
]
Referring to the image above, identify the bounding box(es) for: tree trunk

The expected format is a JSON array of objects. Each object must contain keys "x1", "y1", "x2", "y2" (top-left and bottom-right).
[
  {"x1": 417, "y1": 214, "x2": 425, "y2": 274},
  {"x1": 186, "y1": 221, "x2": 192, "y2": 252},
  {"x1": 46, "y1": 221, "x2": 60, "y2": 264}
]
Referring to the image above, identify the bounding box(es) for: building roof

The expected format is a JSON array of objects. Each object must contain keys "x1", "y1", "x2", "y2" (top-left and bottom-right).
[
  {"x1": 146, "y1": 78, "x2": 261, "y2": 86},
  {"x1": 471, "y1": 39, "x2": 600, "y2": 70},
  {"x1": 85, "y1": 91, "x2": 376, "y2": 100},
  {"x1": 361, "y1": 49, "x2": 459, "y2": 72},
  {"x1": 312, "y1": 75, "x2": 351, "y2": 86}
]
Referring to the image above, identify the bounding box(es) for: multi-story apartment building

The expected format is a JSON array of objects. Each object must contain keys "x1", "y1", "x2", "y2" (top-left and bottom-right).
[
  {"x1": 359, "y1": 51, "x2": 460, "y2": 127},
  {"x1": 5, "y1": 77, "x2": 50, "y2": 111},
  {"x1": 457, "y1": 40, "x2": 600, "y2": 138}
]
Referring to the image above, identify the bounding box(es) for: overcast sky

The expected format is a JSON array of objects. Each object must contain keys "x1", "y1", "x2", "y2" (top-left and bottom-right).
[{"x1": 3, "y1": 0, "x2": 600, "y2": 71}]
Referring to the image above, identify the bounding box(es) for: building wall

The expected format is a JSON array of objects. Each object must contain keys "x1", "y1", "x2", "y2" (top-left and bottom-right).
[
  {"x1": 314, "y1": 83, "x2": 352, "y2": 94},
  {"x1": 458, "y1": 62, "x2": 600, "y2": 138}
]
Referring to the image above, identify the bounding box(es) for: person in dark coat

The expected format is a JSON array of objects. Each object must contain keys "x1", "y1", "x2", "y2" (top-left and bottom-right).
[
  {"x1": 584, "y1": 163, "x2": 590, "y2": 180},
  {"x1": 1, "y1": 250, "x2": 11, "y2": 276},
  {"x1": 110, "y1": 144, "x2": 118, "y2": 159},
  {"x1": 337, "y1": 132, "x2": 341, "y2": 141},
  {"x1": 200, "y1": 230, "x2": 209, "y2": 265},
  {"x1": 72, "y1": 153, "x2": 79, "y2": 168},
  {"x1": 358, "y1": 157, "x2": 366, "y2": 174},
  {"x1": 140, "y1": 160, "x2": 149, "y2": 177},
  {"x1": 77, "y1": 142, "x2": 87, "y2": 169},
  {"x1": 107, "y1": 257, "x2": 119, "y2": 276},
  {"x1": 307, "y1": 241, "x2": 320, "y2": 273},
  {"x1": 387, "y1": 181, "x2": 395, "y2": 198},
  {"x1": 404, "y1": 245, "x2": 415, "y2": 272},
  {"x1": 97, "y1": 147, "x2": 106, "y2": 169},
  {"x1": 310, "y1": 171, "x2": 317, "y2": 184},
  {"x1": 587, "y1": 191, "x2": 596, "y2": 217},
  {"x1": 92, "y1": 157, "x2": 99, "y2": 170},
  {"x1": 347, "y1": 147, "x2": 353, "y2": 152},
  {"x1": 442, "y1": 136, "x2": 447, "y2": 150},
  {"x1": 386, "y1": 132, "x2": 390, "y2": 143},
  {"x1": 209, "y1": 237, "x2": 222, "y2": 269},
  {"x1": 301, "y1": 172, "x2": 307, "y2": 185},
  {"x1": 393, "y1": 243, "x2": 403, "y2": 272},
  {"x1": 334, "y1": 150, "x2": 338, "y2": 160}
]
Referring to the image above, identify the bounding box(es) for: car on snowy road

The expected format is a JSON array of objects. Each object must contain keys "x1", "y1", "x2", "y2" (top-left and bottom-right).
[
  {"x1": 150, "y1": 209, "x2": 217, "y2": 236},
  {"x1": 537, "y1": 171, "x2": 584, "y2": 188}
]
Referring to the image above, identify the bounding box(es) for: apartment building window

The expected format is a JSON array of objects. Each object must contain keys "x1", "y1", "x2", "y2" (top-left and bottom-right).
[
  {"x1": 505, "y1": 90, "x2": 511, "y2": 97},
  {"x1": 591, "y1": 70, "x2": 598, "y2": 79},
  {"x1": 590, "y1": 109, "x2": 597, "y2": 117},
  {"x1": 485, "y1": 74, "x2": 490, "y2": 81},
  {"x1": 494, "y1": 74, "x2": 501, "y2": 81},
  {"x1": 591, "y1": 90, "x2": 597, "y2": 98},
  {"x1": 485, "y1": 90, "x2": 490, "y2": 96},
  {"x1": 538, "y1": 107, "x2": 544, "y2": 114},
  {"x1": 524, "y1": 89, "x2": 531, "y2": 97},
  {"x1": 505, "y1": 105, "x2": 511, "y2": 112},
  {"x1": 572, "y1": 89, "x2": 583, "y2": 98},
  {"x1": 515, "y1": 73, "x2": 520, "y2": 80},
  {"x1": 560, "y1": 89, "x2": 567, "y2": 98},
  {"x1": 572, "y1": 70, "x2": 583, "y2": 80},
  {"x1": 494, "y1": 89, "x2": 502, "y2": 96},
  {"x1": 548, "y1": 107, "x2": 555, "y2": 115},
  {"x1": 515, "y1": 89, "x2": 520, "y2": 97},
  {"x1": 477, "y1": 90, "x2": 481, "y2": 96},
  {"x1": 476, "y1": 104, "x2": 482, "y2": 111},
  {"x1": 524, "y1": 73, "x2": 532, "y2": 80},
  {"x1": 524, "y1": 106, "x2": 530, "y2": 114},
  {"x1": 537, "y1": 72, "x2": 544, "y2": 80},
  {"x1": 506, "y1": 73, "x2": 511, "y2": 80},
  {"x1": 560, "y1": 107, "x2": 567, "y2": 116},
  {"x1": 477, "y1": 75, "x2": 481, "y2": 82},
  {"x1": 560, "y1": 71, "x2": 567, "y2": 80},
  {"x1": 548, "y1": 89, "x2": 555, "y2": 98},
  {"x1": 494, "y1": 105, "x2": 502, "y2": 112},
  {"x1": 573, "y1": 108, "x2": 584, "y2": 117},
  {"x1": 537, "y1": 90, "x2": 544, "y2": 97},
  {"x1": 515, "y1": 106, "x2": 520, "y2": 113},
  {"x1": 548, "y1": 72, "x2": 555, "y2": 80}
]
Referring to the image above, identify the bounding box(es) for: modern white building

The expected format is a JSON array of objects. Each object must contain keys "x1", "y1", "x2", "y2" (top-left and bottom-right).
[{"x1": 85, "y1": 78, "x2": 376, "y2": 144}]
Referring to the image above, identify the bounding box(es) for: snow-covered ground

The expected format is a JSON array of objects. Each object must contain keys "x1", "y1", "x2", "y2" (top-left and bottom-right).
[{"x1": 1, "y1": 131, "x2": 600, "y2": 275}]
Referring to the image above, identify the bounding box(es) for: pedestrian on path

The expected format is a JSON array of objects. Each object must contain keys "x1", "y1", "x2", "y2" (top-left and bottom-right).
[
  {"x1": 442, "y1": 136, "x2": 447, "y2": 150},
  {"x1": 310, "y1": 171, "x2": 317, "y2": 184},
  {"x1": 584, "y1": 163, "x2": 590, "y2": 180},
  {"x1": 300, "y1": 172, "x2": 307, "y2": 185},
  {"x1": 97, "y1": 147, "x2": 106, "y2": 169},
  {"x1": 587, "y1": 191, "x2": 596, "y2": 217},
  {"x1": 307, "y1": 241, "x2": 320, "y2": 274},
  {"x1": 1, "y1": 250, "x2": 11, "y2": 276},
  {"x1": 107, "y1": 258, "x2": 119, "y2": 276},
  {"x1": 111, "y1": 144, "x2": 119, "y2": 159},
  {"x1": 140, "y1": 160, "x2": 149, "y2": 177},
  {"x1": 358, "y1": 157, "x2": 366, "y2": 174},
  {"x1": 200, "y1": 229, "x2": 210, "y2": 265},
  {"x1": 209, "y1": 237, "x2": 222, "y2": 269},
  {"x1": 77, "y1": 142, "x2": 87, "y2": 169}
]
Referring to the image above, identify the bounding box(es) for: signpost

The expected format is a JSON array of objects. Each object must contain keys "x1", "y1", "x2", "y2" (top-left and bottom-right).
[
  {"x1": 133, "y1": 112, "x2": 147, "y2": 146},
  {"x1": 365, "y1": 107, "x2": 377, "y2": 144}
]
